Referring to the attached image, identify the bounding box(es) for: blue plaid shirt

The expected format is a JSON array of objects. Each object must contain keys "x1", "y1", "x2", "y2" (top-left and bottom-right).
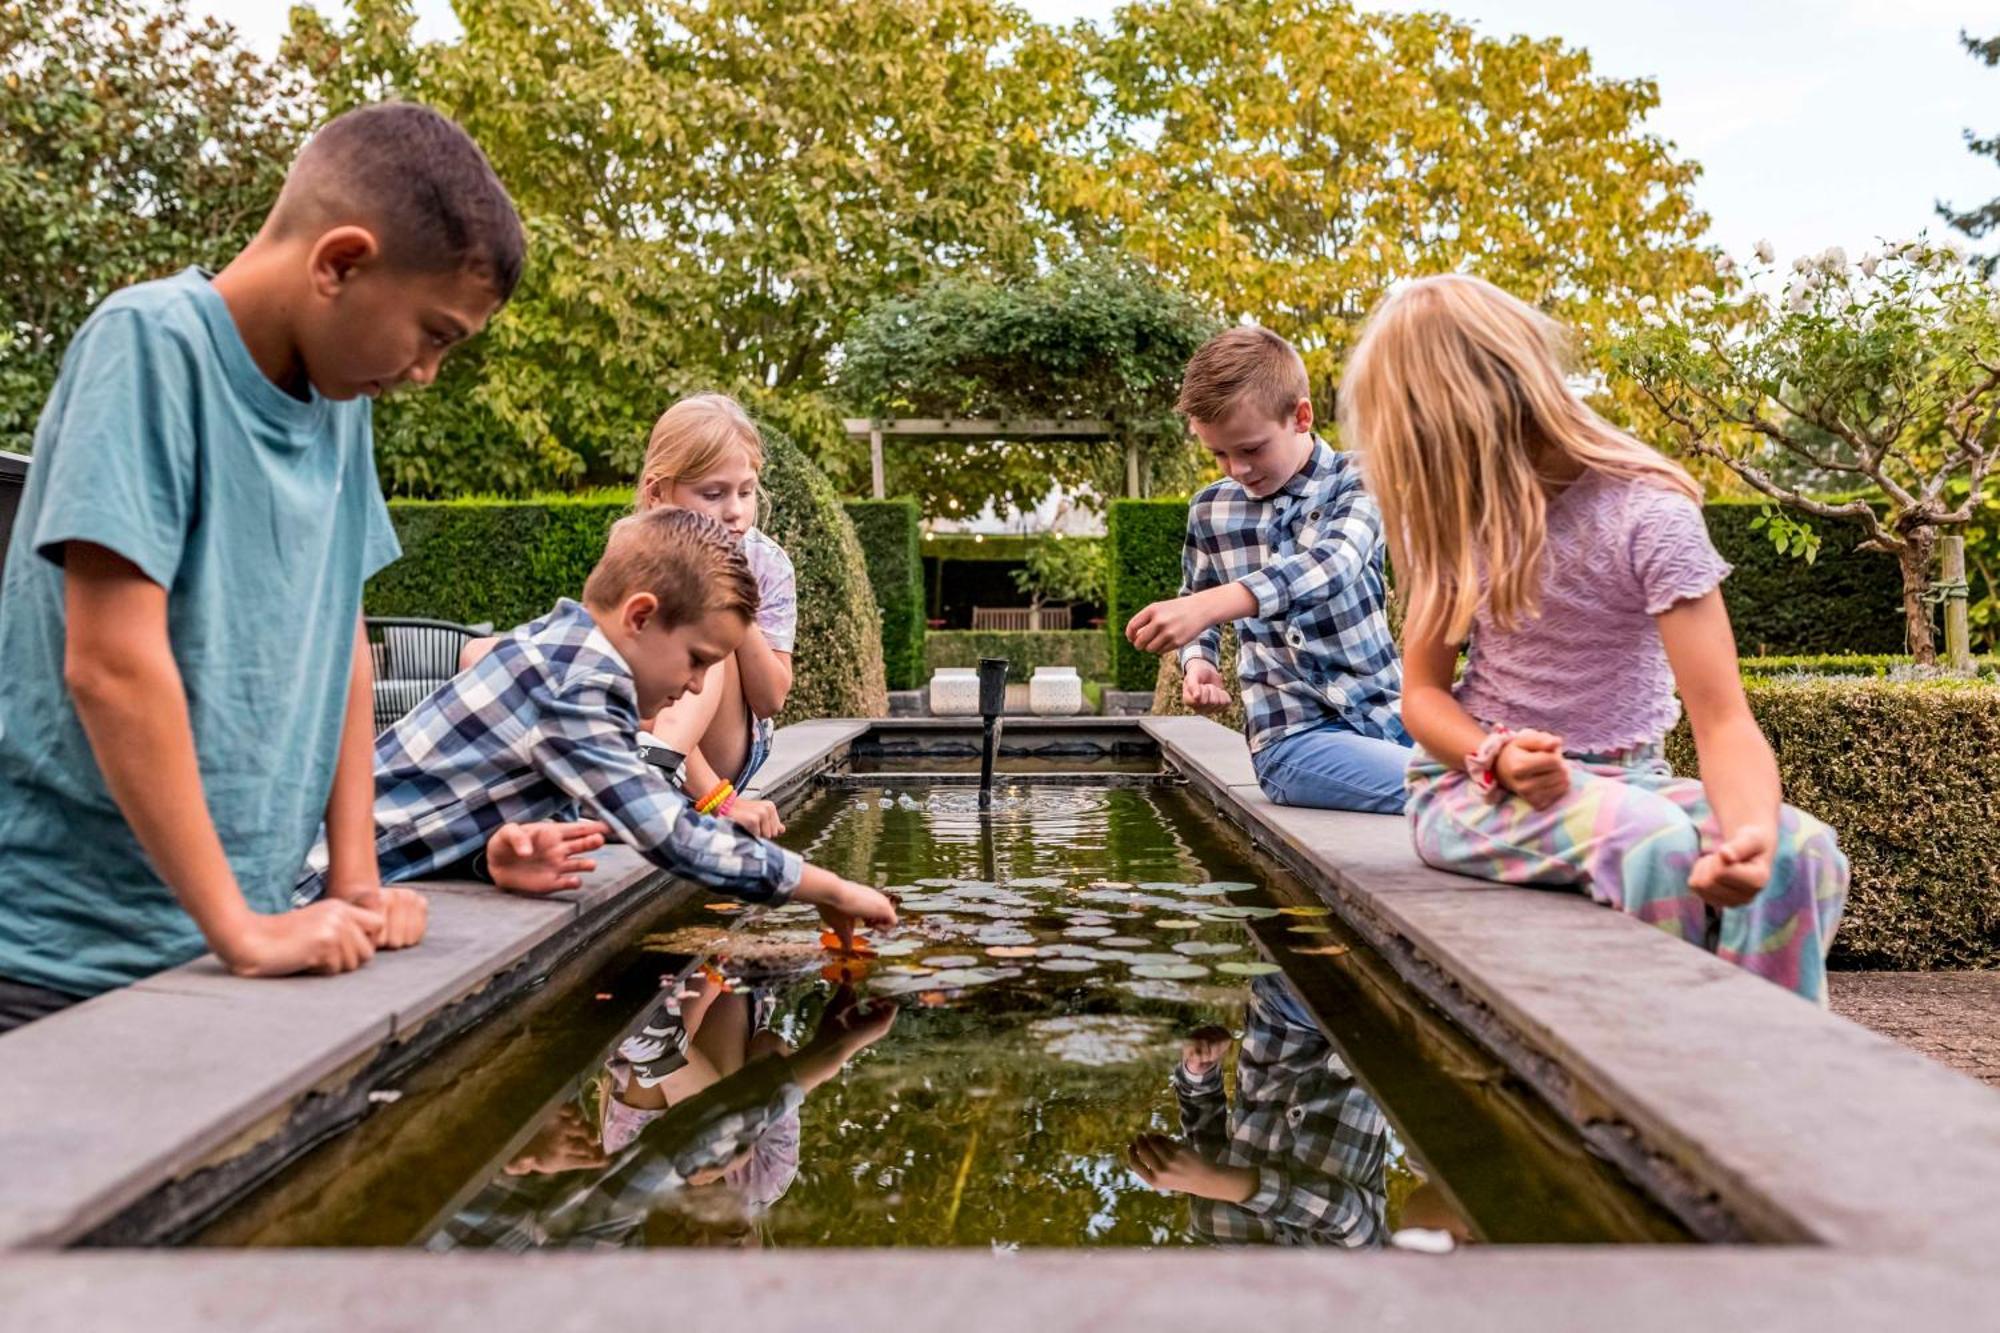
[
  {"x1": 1178, "y1": 437, "x2": 1404, "y2": 753},
  {"x1": 301, "y1": 598, "x2": 800, "y2": 902}
]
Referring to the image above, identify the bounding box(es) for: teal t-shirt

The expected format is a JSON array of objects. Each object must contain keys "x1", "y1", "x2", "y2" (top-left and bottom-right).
[{"x1": 0, "y1": 268, "x2": 401, "y2": 995}]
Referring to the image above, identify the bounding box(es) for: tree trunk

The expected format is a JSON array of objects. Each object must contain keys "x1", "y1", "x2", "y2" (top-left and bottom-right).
[{"x1": 1896, "y1": 528, "x2": 1939, "y2": 665}]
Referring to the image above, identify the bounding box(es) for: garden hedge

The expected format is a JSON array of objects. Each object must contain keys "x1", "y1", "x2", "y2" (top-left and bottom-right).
[
  {"x1": 844, "y1": 498, "x2": 926, "y2": 690},
  {"x1": 1106, "y1": 498, "x2": 1195, "y2": 690},
  {"x1": 925, "y1": 629, "x2": 1110, "y2": 683},
  {"x1": 923, "y1": 533, "x2": 1044, "y2": 564},
  {"x1": 1110, "y1": 495, "x2": 1936, "y2": 661},
  {"x1": 366, "y1": 427, "x2": 886, "y2": 723},
  {"x1": 1665, "y1": 677, "x2": 2000, "y2": 971}
]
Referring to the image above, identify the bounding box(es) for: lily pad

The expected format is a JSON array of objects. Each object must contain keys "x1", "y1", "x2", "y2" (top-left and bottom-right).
[
  {"x1": 1097, "y1": 935, "x2": 1152, "y2": 948},
  {"x1": 1131, "y1": 962, "x2": 1211, "y2": 981},
  {"x1": 922, "y1": 954, "x2": 980, "y2": 968},
  {"x1": 1156, "y1": 918, "x2": 1205, "y2": 930},
  {"x1": 1202, "y1": 905, "x2": 1282, "y2": 921},
  {"x1": 1291, "y1": 943, "x2": 1352, "y2": 958},
  {"x1": 1064, "y1": 926, "x2": 1114, "y2": 939},
  {"x1": 1038, "y1": 958, "x2": 1100, "y2": 973},
  {"x1": 1172, "y1": 940, "x2": 1242, "y2": 956},
  {"x1": 1279, "y1": 904, "x2": 1332, "y2": 918},
  {"x1": 986, "y1": 945, "x2": 1040, "y2": 959},
  {"x1": 1173, "y1": 883, "x2": 1229, "y2": 897},
  {"x1": 1011, "y1": 876, "x2": 1064, "y2": 888},
  {"x1": 928, "y1": 967, "x2": 1007, "y2": 988},
  {"x1": 1216, "y1": 961, "x2": 1283, "y2": 977},
  {"x1": 873, "y1": 938, "x2": 925, "y2": 957},
  {"x1": 1086, "y1": 880, "x2": 1134, "y2": 890},
  {"x1": 886, "y1": 964, "x2": 935, "y2": 976},
  {"x1": 1198, "y1": 881, "x2": 1258, "y2": 894},
  {"x1": 1288, "y1": 923, "x2": 1334, "y2": 935}
]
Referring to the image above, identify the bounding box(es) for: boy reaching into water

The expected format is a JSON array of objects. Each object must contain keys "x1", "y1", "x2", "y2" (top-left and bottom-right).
[
  {"x1": 1126, "y1": 327, "x2": 1412, "y2": 814},
  {"x1": 0, "y1": 103, "x2": 524, "y2": 1030},
  {"x1": 298, "y1": 508, "x2": 896, "y2": 946}
]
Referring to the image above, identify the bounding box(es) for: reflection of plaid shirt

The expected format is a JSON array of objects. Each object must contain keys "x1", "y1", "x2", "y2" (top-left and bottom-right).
[
  {"x1": 427, "y1": 1067, "x2": 803, "y2": 1252},
  {"x1": 1178, "y1": 437, "x2": 1404, "y2": 753},
  {"x1": 1172, "y1": 978, "x2": 1389, "y2": 1248},
  {"x1": 300, "y1": 598, "x2": 799, "y2": 901}
]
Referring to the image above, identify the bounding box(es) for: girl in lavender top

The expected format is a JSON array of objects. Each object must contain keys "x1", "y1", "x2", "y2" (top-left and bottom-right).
[{"x1": 1340, "y1": 275, "x2": 1847, "y2": 1004}]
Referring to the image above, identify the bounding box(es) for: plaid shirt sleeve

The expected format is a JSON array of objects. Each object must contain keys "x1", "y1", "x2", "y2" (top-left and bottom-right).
[
  {"x1": 1237, "y1": 1151, "x2": 1383, "y2": 1245},
  {"x1": 1171, "y1": 1059, "x2": 1231, "y2": 1156},
  {"x1": 1237, "y1": 476, "x2": 1384, "y2": 620},
  {"x1": 527, "y1": 673, "x2": 801, "y2": 903},
  {"x1": 1177, "y1": 495, "x2": 1226, "y2": 669}
]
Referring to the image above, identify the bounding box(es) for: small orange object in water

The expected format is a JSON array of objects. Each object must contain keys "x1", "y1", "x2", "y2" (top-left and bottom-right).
[
  {"x1": 594, "y1": 992, "x2": 613, "y2": 1001},
  {"x1": 819, "y1": 930, "x2": 877, "y2": 958},
  {"x1": 706, "y1": 902, "x2": 744, "y2": 914},
  {"x1": 918, "y1": 990, "x2": 949, "y2": 1007},
  {"x1": 821, "y1": 958, "x2": 874, "y2": 985}
]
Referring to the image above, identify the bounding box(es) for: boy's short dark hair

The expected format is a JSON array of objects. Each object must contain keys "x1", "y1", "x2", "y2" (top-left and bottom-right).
[
  {"x1": 583, "y1": 508, "x2": 759, "y2": 627},
  {"x1": 1176, "y1": 325, "x2": 1311, "y2": 426},
  {"x1": 271, "y1": 102, "x2": 525, "y2": 300}
]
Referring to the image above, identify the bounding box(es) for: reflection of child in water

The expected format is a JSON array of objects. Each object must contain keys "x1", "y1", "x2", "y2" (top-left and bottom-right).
[
  {"x1": 428, "y1": 974, "x2": 894, "y2": 1251},
  {"x1": 1129, "y1": 973, "x2": 1391, "y2": 1248}
]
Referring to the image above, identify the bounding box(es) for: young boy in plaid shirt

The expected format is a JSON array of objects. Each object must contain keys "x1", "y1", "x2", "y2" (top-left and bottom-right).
[
  {"x1": 298, "y1": 508, "x2": 895, "y2": 944},
  {"x1": 1126, "y1": 326, "x2": 1412, "y2": 813}
]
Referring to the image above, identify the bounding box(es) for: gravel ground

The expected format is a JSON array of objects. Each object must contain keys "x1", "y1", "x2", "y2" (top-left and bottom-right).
[{"x1": 1829, "y1": 971, "x2": 2000, "y2": 1088}]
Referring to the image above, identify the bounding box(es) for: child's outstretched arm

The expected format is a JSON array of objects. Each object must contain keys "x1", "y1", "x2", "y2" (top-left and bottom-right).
[
  {"x1": 1401, "y1": 608, "x2": 1569, "y2": 809},
  {"x1": 1659, "y1": 591, "x2": 1781, "y2": 906},
  {"x1": 1127, "y1": 510, "x2": 1253, "y2": 665},
  {"x1": 63, "y1": 544, "x2": 385, "y2": 977},
  {"x1": 320, "y1": 615, "x2": 427, "y2": 948}
]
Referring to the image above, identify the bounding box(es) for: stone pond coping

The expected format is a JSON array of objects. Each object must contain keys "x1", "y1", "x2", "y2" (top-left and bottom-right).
[
  {"x1": 0, "y1": 714, "x2": 1996, "y2": 1327},
  {"x1": 1141, "y1": 714, "x2": 2000, "y2": 1262}
]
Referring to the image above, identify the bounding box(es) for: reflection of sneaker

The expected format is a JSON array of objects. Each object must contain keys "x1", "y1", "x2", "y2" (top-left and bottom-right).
[{"x1": 618, "y1": 999, "x2": 691, "y2": 1070}]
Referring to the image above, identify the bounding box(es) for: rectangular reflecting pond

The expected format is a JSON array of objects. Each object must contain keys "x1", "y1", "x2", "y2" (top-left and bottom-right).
[{"x1": 197, "y1": 777, "x2": 1690, "y2": 1250}]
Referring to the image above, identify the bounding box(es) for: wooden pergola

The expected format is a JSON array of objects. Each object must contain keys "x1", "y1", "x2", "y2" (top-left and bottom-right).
[{"x1": 843, "y1": 417, "x2": 1139, "y2": 500}]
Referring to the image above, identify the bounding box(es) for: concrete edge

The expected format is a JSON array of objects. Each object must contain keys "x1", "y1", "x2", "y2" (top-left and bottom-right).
[
  {"x1": 1142, "y1": 714, "x2": 2000, "y2": 1261},
  {"x1": 0, "y1": 1248, "x2": 1993, "y2": 1331}
]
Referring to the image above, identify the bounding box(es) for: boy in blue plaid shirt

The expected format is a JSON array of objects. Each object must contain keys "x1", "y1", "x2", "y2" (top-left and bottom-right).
[
  {"x1": 1126, "y1": 327, "x2": 1412, "y2": 813},
  {"x1": 300, "y1": 508, "x2": 896, "y2": 944}
]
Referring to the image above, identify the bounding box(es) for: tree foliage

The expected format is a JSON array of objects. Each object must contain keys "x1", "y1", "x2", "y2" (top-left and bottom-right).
[
  {"x1": 1613, "y1": 240, "x2": 2000, "y2": 664},
  {"x1": 1065, "y1": 0, "x2": 1712, "y2": 406},
  {"x1": 1938, "y1": 29, "x2": 2000, "y2": 278},
  {"x1": 840, "y1": 254, "x2": 1222, "y2": 515},
  {"x1": 0, "y1": 0, "x2": 308, "y2": 451}
]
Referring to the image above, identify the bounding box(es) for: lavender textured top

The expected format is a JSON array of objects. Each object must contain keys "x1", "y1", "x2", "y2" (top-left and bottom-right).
[{"x1": 1453, "y1": 470, "x2": 1731, "y2": 756}]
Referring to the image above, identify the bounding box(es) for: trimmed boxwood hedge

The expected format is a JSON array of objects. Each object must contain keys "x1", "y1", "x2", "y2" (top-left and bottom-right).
[
  {"x1": 844, "y1": 498, "x2": 926, "y2": 690},
  {"x1": 1106, "y1": 498, "x2": 1195, "y2": 690},
  {"x1": 1666, "y1": 677, "x2": 2000, "y2": 971},
  {"x1": 366, "y1": 428, "x2": 886, "y2": 722},
  {"x1": 925, "y1": 629, "x2": 1110, "y2": 683}
]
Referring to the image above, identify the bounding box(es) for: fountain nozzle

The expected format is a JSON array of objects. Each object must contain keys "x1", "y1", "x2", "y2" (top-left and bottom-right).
[{"x1": 976, "y1": 657, "x2": 1008, "y2": 808}]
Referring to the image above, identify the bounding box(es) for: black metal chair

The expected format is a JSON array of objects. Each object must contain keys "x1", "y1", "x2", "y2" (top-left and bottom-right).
[{"x1": 364, "y1": 616, "x2": 488, "y2": 734}]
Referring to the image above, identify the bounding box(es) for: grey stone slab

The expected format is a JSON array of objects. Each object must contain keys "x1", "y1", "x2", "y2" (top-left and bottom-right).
[
  {"x1": 1374, "y1": 885, "x2": 2000, "y2": 1259},
  {"x1": 533, "y1": 842, "x2": 662, "y2": 918},
  {"x1": 0, "y1": 983, "x2": 390, "y2": 1248},
  {"x1": 132, "y1": 889, "x2": 575, "y2": 1039},
  {"x1": 742, "y1": 718, "x2": 868, "y2": 800},
  {"x1": 0, "y1": 1249, "x2": 1992, "y2": 1332},
  {"x1": 1143, "y1": 713, "x2": 1258, "y2": 787}
]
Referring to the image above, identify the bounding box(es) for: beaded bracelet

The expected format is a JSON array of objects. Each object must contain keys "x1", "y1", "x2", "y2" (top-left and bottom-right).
[{"x1": 695, "y1": 780, "x2": 735, "y2": 815}]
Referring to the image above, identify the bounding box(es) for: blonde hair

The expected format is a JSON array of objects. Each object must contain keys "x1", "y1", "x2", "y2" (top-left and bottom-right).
[
  {"x1": 582, "y1": 508, "x2": 759, "y2": 626},
  {"x1": 637, "y1": 393, "x2": 765, "y2": 511},
  {"x1": 1338, "y1": 274, "x2": 1700, "y2": 647},
  {"x1": 1177, "y1": 326, "x2": 1311, "y2": 425}
]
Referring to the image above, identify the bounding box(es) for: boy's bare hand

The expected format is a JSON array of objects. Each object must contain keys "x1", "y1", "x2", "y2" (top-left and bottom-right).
[
  {"x1": 1690, "y1": 824, "x2": 1774, "y2": 908},
  {"x1": 1493, "y1": 730, "x2": 1570, "y2": 810},
  {"x1": 814, "y1": 879, "x2": 899, "y2": 953},
  {"x1": 336, "y1": 884, "x2": 429, "y2": 949},
  {"x1": 1181, "y1": 659, "x2": 1231, "y2": 714},
  {"x1": 1129, "y1": 1132, "x2": 1257, "y2": 1203},
  {"x1": 1180, "y1": 1025, "x2": 1232, "y2": 1077},
  {"x1": 725, "y1": 797, "x2": 785, "y2": 838},
  {"x1": 486, "y1": 820, "x2": 611, "y2": 893},
  {"x1": 217, "y1": 899, "x2": 382, "y2": 978},
  {"x1": 1127, "y1": 594, "x2": 1212, "y2": 654}
]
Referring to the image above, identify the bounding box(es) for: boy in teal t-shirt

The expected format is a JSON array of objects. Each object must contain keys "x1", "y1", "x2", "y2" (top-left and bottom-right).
[{"x1": 0, "y1": 103, "x2": 525, "y2": 1027}]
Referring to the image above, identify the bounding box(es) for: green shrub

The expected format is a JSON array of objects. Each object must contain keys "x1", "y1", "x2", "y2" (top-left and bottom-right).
[
  {"x1": 1106, "y1": 498, "x2": 1194, "y2": 690},
  {"x1": 844, "y1": 499, "x2": 926, "y2": 690},
  {"x1": 1740, "y1": 654, "x2": 2000, "y2": 680},
  {"x1": 923, "y1": 533, "x2": 1044, "y2": 564},
  {"x1": 1704, "y1": 503, "x2": 1908, "y2": 655},
  {"x1": 925, "y1": 630, "x2": 1110, "y2": 682},
  {"x1": 367, "y1": 432, "x2": 885, "y2": 722},
  {"x1": 1666, "y1": 677, "x2": 2000, "y2": 970}
]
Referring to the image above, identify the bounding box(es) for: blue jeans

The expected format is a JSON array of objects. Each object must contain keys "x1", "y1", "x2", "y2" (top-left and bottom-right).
[{"x1": 1253, "y1": 719, "x2": 1414, "y2": 815}]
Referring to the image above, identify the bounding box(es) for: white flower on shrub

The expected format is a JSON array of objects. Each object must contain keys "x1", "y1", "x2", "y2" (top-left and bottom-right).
[
  {"x1": 1715, "y1": 254, "x2": 1738, "y2": 277},
  {"x1": 1786, "y1": 282, "x2": 1814, "y2": 314},
  {"x1": 1686, "y1": 286, "x2": 1715, "y2": 309},
  {"x1": 1637, "y1": 294, "x2": 1658, "y2": 312},
  {"x1": 1818, "y1": 245, "x2": 1848, "y2": 274},
  {"x1": 1754, "y1": 238, "x2": 1775, "y2": 264},
  {"x1": 1860, "y1": 250, "x2": 1881, "y2": 278}
]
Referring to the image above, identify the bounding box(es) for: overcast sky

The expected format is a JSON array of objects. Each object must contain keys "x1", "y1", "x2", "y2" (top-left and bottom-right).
[{"x1": 193, "y1": 0, "x2": 1999, "y2": 268}]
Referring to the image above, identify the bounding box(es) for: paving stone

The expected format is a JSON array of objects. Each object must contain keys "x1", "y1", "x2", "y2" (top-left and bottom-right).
[
  {"x1": 743, "y1": 719, "x2": 868, "y2": 800},
  {"x1": 1829, "y1": 972, "x2": 2000, "y2": 1087},
  {"x1": 132, "y1": 889, "x2": 575, "y2": 1037},
  {"x1": 0, "y1": 984, "x2": 390, "y2": 1248},
  {"x1": 1143, "y1": 714, "x2": 1258, "y2": 788},
  {"x1": 534, "y1": 843, "x2": 662, "y2": 918},
  {"x1": 0, "y1": 1248, "x2": 1992, "y2": 1332}
]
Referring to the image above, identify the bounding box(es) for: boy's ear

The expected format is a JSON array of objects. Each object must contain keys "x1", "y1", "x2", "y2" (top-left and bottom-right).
[
  {"x1": 1291, "y1": 396, "x2": 1315, "y2": 436},
  {"x1": 622, "y1": 591, "x2": 662, "y2": 636},
  {"x1": 307, "y1": 226, "x2": 383, "y2": 298}
]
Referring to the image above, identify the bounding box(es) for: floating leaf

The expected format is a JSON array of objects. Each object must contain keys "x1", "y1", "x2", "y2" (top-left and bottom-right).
[
  {"x1": 1064, "y1": 926, "x2": 1114, "y2": 939},
  {"x1": 1173, "y1": 883, "x2": 1229, "y2": 896},
  {"x1": 1217, "y1": 961, "x2": 1282, "y2": 977},
  {"x1": 1291, "y1": 943, "x2": 1352, "y2": 958},
  {"x1": 1279, "y1": 905, "x2": 1332, "y2": 918},
  {"x1": 1288, "y1": 923, "x2": 1333, "y2": 935},
  {"x1": 1131, "y1": 962, "x2": 1210, "y2": 980},
  {"x1": 986, "y1": 945, "x2": 1040, "y2": 958},
  {"x1": 922, "y1": 954, "x2": 980, "y2": 968},
  {"x1": 1097, "y1": 935, "x2": 1151, "y2": 948},
  {"x1": 1087, "y1": 880, "x2": 1134, "y2": 890},
  {"x1": 1038, "y1": 958, "x2": 1100, "y2": 973},
  {"x1": 1156, "y1": 918, "x2": 1204, "y2": 931},
  {"x1": 873, "y1": 939, "x2": 925, "y2": 957},
  {"x1": 1202, "y1": 905, "x2": 1281, "y2": 920},
  {"x1": 1172, "y1": 940, "x2": 1242, "y2": 956},
  {"x1": 887, "y1": 964, "x2": 935, "y2": 975},
  {"x1": 928, "y1": 967, "x2": 1006, "y2": 988},
  {"x1": 705, "y1": 902, "x2": 745, "y2": 914},
  {"x1": 1198, "y1": 881, "x2": 1257, "y2": 894}
]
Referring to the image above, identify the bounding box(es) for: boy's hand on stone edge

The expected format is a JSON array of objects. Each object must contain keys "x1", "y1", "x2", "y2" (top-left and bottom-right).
[
  {"x1": 217, "y1": 899, "x2": 383, "y2": 978},
  {"x1": 1181, "y1": 659, "x2": 1231, "y2": 713},
  {"x1": 486, "y1": 820, "x2": 611, "y2": 894},
  {"x1": 335, "y1": 883, "x2": 429, "y2": 950}
]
